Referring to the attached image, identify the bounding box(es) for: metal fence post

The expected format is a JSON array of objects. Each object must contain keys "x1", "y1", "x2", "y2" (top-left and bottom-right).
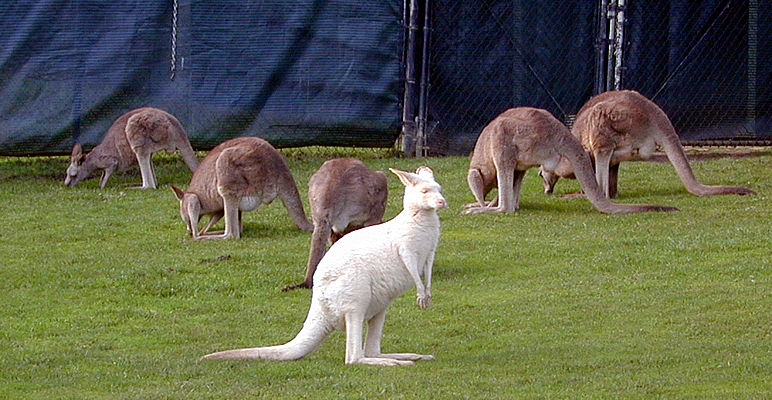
[
  {"x1": 595, "y1": 0, "x2": 610, "y2": 94},
  {"x1": 415, "y1": 0, "x2": 431, "y2": 158},
  {"x1": 401, "y1": 0, "x2": 420, "y2": 156},
  {"x1": 604, "y1": 0, "x2": 626, "y2": 91},
  {"x1": 748, "y1": 0, "x2": 758, "y2": 134},
  {"x1": 612, "y1": 0, "x2": 626, "y2": 90}
]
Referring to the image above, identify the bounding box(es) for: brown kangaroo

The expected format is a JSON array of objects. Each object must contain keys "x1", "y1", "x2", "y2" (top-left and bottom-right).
[
  {"x1": 463, "y1": 107, "x2": 678, "y2": 214},
  {"x1": 539, "y1": 90, "x2": 755, "y2": 198},
  {"x1": 283, "y1": 158, "x2": 388, "y2": 291},
  {"x1": 65, "y1": 107, "x2": 199, "y2": 189},
  {"x1": 171, "y1": 137, "x2": 313, "y2": 240}
]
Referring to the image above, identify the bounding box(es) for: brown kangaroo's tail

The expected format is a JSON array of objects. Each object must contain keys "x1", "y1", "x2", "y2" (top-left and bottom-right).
[
  {"x1": 278, "y1": 174, "x2": 314, "y2": 231},
  {"x1": 654, "y1": 116, "x2": 754, "y2": 196},
  {"x1": 178, "y1": 140, "x2": 200, "y2": 173},
  {"x1": 558, "y1": 135, "x2": 679, "y2": 214},
  {"x1": 167, "y1": 114, "x2": 199, "y2": 172},
  {"x1": 284, "y1": 216, "x2": 331, "y2": 291}
]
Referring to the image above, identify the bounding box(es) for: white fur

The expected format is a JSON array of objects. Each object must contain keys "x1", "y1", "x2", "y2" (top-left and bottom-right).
[{"x1": 202, "y1": 166, "x2": 447, "y2": 366}]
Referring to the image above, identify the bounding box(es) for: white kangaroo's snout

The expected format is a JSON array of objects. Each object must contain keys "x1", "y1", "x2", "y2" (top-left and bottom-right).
[
  {"x1": 432, "y1": 194, "x2": 447, "y2": 209},
  {"x1": 422, "y1": 183, "x2": 446, "y2": 210}
]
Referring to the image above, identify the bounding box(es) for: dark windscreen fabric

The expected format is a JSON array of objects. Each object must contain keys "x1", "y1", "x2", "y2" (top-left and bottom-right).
[
  {"x1": 623, "y1": 0, "x2": 772, "y2": 142},
  {"x1": 424, "y1": 0, "x2": 770, "y2": 154},
  {"x1": 425, "y1": 1, "x2": 597, "y2": 155},
  {"x1": 0, "y1": 0, "x2": 403, "y2": 155}
]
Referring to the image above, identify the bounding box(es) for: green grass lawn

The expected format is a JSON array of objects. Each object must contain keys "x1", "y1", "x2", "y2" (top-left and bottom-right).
[{"x1": 1, "y1": 148, "x2": 770, "y2": 399}]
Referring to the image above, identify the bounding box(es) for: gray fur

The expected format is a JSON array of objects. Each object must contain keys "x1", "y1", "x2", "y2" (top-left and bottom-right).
[
  {"x1": 172, "y1": 137, "x2": 312, "y2": 240},
  {"x1": 284, "y1": 158, "x2": 387, "y2": 291},
  {"x1": 64, "y1": 107, "x2": 198, "y2": 189}
]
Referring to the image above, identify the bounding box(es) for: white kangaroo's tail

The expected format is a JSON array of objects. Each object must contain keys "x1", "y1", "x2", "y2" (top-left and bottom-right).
[{"x1": 201, "y1": 301, "x2": 332, "y2": 361}]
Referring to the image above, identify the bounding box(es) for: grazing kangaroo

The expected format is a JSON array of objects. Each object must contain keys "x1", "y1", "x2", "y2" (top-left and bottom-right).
[
  {"x1": 463, "y1": 107, "x2": 678, "y2": 214},
  {"x1": 283, "y1": 158, "x2": 388, "y2": 291},
  {"x1": 202, "y1": 167, "x2": 446, "y2": 366},
  {"x1": 171, "y1": 137, "x2": 313, "y2": 240},
  {"x1": 539, "y1": 90, "x2": 755, "y2": 198},
  {"x1": 65, "y1": 107, "x2": 199, "y2": 189}
]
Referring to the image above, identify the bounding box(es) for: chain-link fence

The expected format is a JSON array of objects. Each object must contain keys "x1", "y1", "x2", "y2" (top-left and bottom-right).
[
  {"x1": 623, "y1": 0, "x2": 771, "y2": 144},
  {"x1": 414, "y1": 0, "x2": 772, "y2": 155}
]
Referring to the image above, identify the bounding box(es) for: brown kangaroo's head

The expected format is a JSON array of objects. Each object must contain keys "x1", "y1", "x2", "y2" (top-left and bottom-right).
[
  {"x1": 64, "y1": 143, "x2": 94, "y2": 187},
  {"x1": 171, "y1": 185, "x2": 200, "y2": 237},
  {"x1": 538, "y1": 167, "x2": 560, "y2": 194}
]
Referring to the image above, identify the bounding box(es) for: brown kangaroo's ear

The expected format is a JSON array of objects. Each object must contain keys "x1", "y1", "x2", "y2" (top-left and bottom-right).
[
  {"x1": 71, "y1": 143, "x2": 82, "y2": 158},
  {"x1": 171, "y1": 185, "x2": 186, "y2": 201}
]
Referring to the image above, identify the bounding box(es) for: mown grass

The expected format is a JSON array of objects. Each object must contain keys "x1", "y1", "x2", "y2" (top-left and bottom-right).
[{"x1": 0, "y1": 148, "x2": 770, "y2": 399}]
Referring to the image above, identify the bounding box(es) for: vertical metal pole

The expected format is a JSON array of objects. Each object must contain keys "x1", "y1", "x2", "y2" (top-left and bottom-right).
[
  {"x1": 595, "y1": 0, "x2": 609, "y2": 94},
  {"x1": 416, "y1": 0, "x2": 431, "y2": 157},
  {"x1": 612, "y1": 0, "x2": 625, "y2": 90},
  {"x1": 72, "y1": 0, "x2": 84, "y2": 144},
  {"x1": 605, "y1": 0, "x2": 617, "y2": 91},
  {"x1": 401, "y1": 0, "x2": 420, "y2": 155},
  {"x1": 748, "y1": 0, "x2": 758, "y2": 134}
]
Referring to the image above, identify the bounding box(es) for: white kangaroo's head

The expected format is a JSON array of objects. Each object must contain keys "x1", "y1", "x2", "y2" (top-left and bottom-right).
[
  {"x1": 389, "y1": 166, "x2": 447, "y2": 211},
  {"x1": 64, "y1": 143, "x2": 94, "y2": 187},
  {"x1": 171, "y1": 185, "x2": 200, "y2": 236}
]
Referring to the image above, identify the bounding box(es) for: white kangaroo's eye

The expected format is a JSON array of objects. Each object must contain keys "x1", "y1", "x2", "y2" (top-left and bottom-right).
[{"x1": 421, "y1": 188, "x2": 429, "y2": 194}]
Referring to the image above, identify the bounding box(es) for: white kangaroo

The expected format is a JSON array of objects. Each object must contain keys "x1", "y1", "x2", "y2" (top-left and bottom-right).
[
  {"x1": 171, "y1": 137, "x2": 313, "y2": 240},
  {"x1": 202, "y1": 166, "x2": 446, "y2": 366},
  {"x1": 283, "y1": 158, "x2": 388, "y2": 291},
  {"x1": 65, "y1": 107, "x2": 199, "y2": 189}
]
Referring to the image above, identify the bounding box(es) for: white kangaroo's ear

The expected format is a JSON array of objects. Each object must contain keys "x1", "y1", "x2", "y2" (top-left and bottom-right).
[
  {"x1": 171, "y1": 185, "x2": 185, "y2": 201},
  {"x1": 389, "y1": 168, "x2": 420, "y2": 187},
  {"x1": 415, "y1": 166, "x2": 434, "y2": 181}
]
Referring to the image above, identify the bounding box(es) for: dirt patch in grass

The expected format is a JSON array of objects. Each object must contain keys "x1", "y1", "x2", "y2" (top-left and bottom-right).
[{"x1": 642, "y1": 146, "x2": 771, "y2": 162}]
